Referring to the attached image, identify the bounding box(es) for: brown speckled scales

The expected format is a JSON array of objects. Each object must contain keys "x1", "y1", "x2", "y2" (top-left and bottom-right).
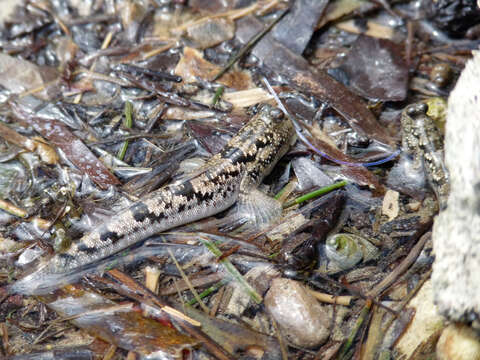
[
  {"x1": 401, "y1": 103, "x2": 449, "y2": 209},
  {"x1": 18, "y1": 105, "x2": 296, "y2": 286}
]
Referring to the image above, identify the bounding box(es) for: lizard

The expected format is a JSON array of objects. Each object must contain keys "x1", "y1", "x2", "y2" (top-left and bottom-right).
[
  {"x1": 401, "y1": 103, "x2": 449, "y2": 210},
  {"x1": 10, "y1": 104, "x2": 296, "y2": 295}
]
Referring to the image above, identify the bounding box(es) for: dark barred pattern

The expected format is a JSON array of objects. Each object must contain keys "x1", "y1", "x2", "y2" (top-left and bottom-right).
[
  {"x1": 42, "y1": 104, "x2": 296, "y2": 274},
  {"x1": 402, "y1": 103, "x2": 449, "y2": 209}
]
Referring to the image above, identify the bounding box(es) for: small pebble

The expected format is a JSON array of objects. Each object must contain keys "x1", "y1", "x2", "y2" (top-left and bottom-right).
[
  {"x1": 292, "y1": 157, "x2": 332, "y2": 191},
  {"x1": 406, "y1": 200, "x2": 422, "y2": 212},
  {"x1": 437, "y1": 323, "x2": 480, "y2": 360},
  {"x1": 265, "y1": 278, "x2": 330, "y2": 348},
  {"x1": 382, "y1": 189, "x2": 399, "y2": 221}
]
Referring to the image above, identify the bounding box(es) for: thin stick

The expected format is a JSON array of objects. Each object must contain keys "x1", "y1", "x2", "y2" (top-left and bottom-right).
[
  {"x1": 166, "y1": 247, "x2": 210, "y2": 314},
  {"x1": 103, "y1": 344, "x2": 117, "y2": 360},
  {"x1": 380, "y1": 268, "x2": 432, "y2": 335},
  {"x1": 200, "y1": 236, "x2": 262, "y2": 304},
  {"x1": 283, "y1": 180, "x2": 347, "y2": 208},
  {"x1": 1, "y1": 322, "x2": 9, "y2": 355},
  {"x1": 263, "y1": 77, "x2": 401, "y2": 167},
  {"x1": 211, "y1": 9, "x2": 289, "y2": 81},
  {"x1": 142, "y1": 42, "x2": 176, "y2": 60},
  {"x1": 308, "y1": 289, "x2": 352, "y2": 306},
  {"x1": 337, "y1": 301, "x2": 372, "y2": 360},
  {"x1": 0, "y1": 199, "x2": 27, "y2": 218},
  {"x1": 270, "y1": 314, "x2": 288, "y2": 360},
  {"x1": 74, "y1": 30, "x2": 115, "y2": 103},
  {"x1": 367, "y1": 232, "x2": 431, "y2": 297},
  {"x1": 212, "y1": 86, "x2": 224, "y2": 105},
  {"x1": 117, "y1": 101, "x2": 133, "y2": 160}
]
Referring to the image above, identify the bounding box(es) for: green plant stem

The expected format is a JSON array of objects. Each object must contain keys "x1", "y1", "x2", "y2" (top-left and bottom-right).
[
  {"x1": 283, "y1": 180, "x2": 347, "y2": 208},
  {"x1": 212, "y1": 86, "x2": 224, "y2": 105},
  {"x1": 337, "y1": 301, "x2": 372, "y2": 360},
  {"x1": 117, "y1": 101, "x2": 133, "y2": 160},
  {"x1": 187, "y1": 279, "x2": 229, "y2": 306},
  {"x1": 200, "y1": 237, "x2": 262, "y2": 304}
]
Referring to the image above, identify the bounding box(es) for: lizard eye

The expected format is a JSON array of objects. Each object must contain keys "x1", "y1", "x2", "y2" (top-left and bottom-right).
[
  {"x1": 406, "y1": 103, "x2": 428, "y2": 117},
  {"x1": 269, "y1": 107, "x2": 284, "y2": 120}
]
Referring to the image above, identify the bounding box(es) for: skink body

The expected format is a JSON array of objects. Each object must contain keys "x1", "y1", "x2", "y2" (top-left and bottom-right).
[{"x1": 12, "y1": 104, "x2": 295, "y2": 294}]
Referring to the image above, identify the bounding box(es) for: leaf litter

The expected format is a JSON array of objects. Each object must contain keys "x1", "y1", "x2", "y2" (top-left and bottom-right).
[{"x1": 0, "y1": 0, "x2": 477, "y2": 359}]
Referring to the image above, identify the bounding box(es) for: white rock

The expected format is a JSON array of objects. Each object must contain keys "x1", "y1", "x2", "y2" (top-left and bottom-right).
[
  {"x1": 437, "y1": 323, "x2": 480, "y2": 360},
  {"x1": 394, "y1": 280, "x2": 444, "y2": 358},
  {"x1": 432, "y1": 49, "x2": 480, "y2": 323}
]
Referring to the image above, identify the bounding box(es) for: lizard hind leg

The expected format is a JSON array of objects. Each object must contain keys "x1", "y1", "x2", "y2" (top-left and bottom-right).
[{"x1": 226, "y1": 188, "x2": 283, "y2": 232}]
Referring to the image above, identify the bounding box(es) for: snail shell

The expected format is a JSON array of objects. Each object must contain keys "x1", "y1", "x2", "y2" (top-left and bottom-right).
[
  {"x1": 325, "y1": 233, "x2": 379, "y2": 271},
  {"x1": 430, "y1": 63, "x2": 452, "y2": 88}
]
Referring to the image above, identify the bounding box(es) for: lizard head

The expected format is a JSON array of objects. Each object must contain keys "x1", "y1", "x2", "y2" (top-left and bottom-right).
[{"x1": 222, "y1": 103, "x2": 296, "y2": 186}]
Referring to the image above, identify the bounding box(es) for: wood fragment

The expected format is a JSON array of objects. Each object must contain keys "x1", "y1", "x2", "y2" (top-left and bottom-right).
[
  {"x1": 314, "y1": 341, "x2": 342, "y2": 360},
  {"x1": 0, "y1": 124, "x2": 58, "y2": 164},
  {"x1": 336, "y1": 20, "x2": 395, "y2": 39},
  {"x1": 381, "y1": 269, "x2": 433, "y2": 336},
  {"x1": 160, "y1": 272, "x2": 224, "y2": 296},
  {"x1": 167, "y1": 247, "x2": 210, "y2": 313},
  {"x1": 0, "y1": 199, "x2": 27, "y2": 218},
  {"x1": 362, "y1": 305, "x2": 386, "y2": 360},
  {"x1": 1, "y1": 322, "x2": 9, "y2": 356},
  {"x1": 104, "y1": 269, "x2": 201, "y2": 327},
  {"x1": 274, "y1": 179, "x2": 297, "y2": 204},
  {"x1": 76, "y1": 68, "x2": 130, "y2": 86},
  {"x1": 337, "y1": 301, "x2": 372, "y2": 359},
  {"x1": 102, "y1": 344, "x2": 117, "y2": 360},
  {"x1": 144, "y1": 266, "x2": 161, "y2": 293},
  {"x1": 209, "y1": 286, "x2": 225, "y2": 317},
  {"x1": 222, "y1": 88, "x2": 273, "y2": 108},
  {"x1": 32, "y1": 137, "x2": 59, "y2": 164},
  {"x1": 367, "y1": 232, "x2": 431, "y2": 297},
  {"x1": 126, "y1": 351, "x2": 137, "y2": 360},
  {"x1": 269, "y1": 315, "x2": 288, "y2": 360},
  {"x1": 0, "y1": 122, "x2": 35, "y2": 151},
  {"x1": 142, "y1": 41, "x2": 176, "y2": 60},
  {"x1": 308, "y1": 289, "x2": 353, "y2": 306},
  {"x1": 30, "y1": 2, "x2": 71, "y2": 36},
  {"x1": 30, "y1": 217, "x2": 52, "y2": 230},
  {"x1": 170, "y1": 2, "x2": 264, "y2": 33}
]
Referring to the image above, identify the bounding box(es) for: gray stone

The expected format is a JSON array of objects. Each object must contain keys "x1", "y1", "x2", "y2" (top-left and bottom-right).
[
  {"x1": 292, "y1": 157, "x2": 332, "y2": 191},
  {"x1": 432, "y1": 50, "x2": 480, "y2": 323},
  {"x1": 264, "y1": 278, "x2": 330, "y2": 348}
]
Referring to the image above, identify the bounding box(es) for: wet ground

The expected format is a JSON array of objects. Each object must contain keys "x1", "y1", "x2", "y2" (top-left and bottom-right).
[{"x1": 0, "y1": 0, "x2": 479, "y2": 359}]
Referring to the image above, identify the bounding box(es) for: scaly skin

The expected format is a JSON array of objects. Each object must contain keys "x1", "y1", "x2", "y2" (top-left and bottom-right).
[
  {"x1": 12, "y1": 104, "x2": 296, "y2": 294},
  {"x1": 401, "y1": 103, "x2": 449, "y2": 209}
]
